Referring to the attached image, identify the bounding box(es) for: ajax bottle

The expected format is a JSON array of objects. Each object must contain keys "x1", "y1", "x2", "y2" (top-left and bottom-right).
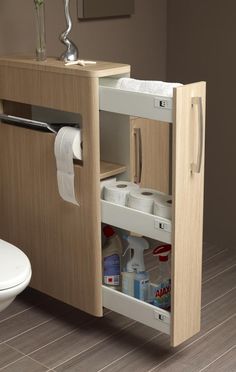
[
  {"x1": 149, "y1": 244, "x2": 171, "y2": 310},
  {"x1": 102, "y1": 225, "x2": 123, "y2": 290}
]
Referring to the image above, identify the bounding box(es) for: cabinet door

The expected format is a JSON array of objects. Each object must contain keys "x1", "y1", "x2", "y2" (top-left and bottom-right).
[
  {"x1": 171, "y1": 82, "x2": 206, "y2": 346},
  {"x1": 130, "y1": 117, "x2": 170, "y2": 194}
]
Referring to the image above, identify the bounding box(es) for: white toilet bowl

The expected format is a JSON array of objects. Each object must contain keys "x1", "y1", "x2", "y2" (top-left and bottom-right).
[{"x1": 0, "y1": 239, "x2": 32, "y2": 312}]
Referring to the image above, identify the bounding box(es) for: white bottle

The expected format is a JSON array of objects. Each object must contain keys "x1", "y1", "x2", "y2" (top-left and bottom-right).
[
  {"x1": 102, "y1": 225, "x2": 123, "y2": 290},
  {"x1": 122, "y1": 236, "x2": 149, "y2": 298},
  {"x1": 149, "y1": 244, "x2": 171, "y2": 310}
]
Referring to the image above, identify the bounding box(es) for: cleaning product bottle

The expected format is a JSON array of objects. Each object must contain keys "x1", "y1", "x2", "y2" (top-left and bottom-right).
[
  {"x1": 122, "y1": 236, "x2": 149, "y2": 300},
  {"x1": 149, "y1": 244, "x2": 171, "y2": 310},
  {"x1": 102, "y1": 225, "x2": 123, "y2": 290}
]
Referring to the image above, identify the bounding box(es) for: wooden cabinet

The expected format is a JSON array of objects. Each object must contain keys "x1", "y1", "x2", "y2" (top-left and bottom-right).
[{"x1": 0, "y1": 57, "x2": 206, "y2": 347}]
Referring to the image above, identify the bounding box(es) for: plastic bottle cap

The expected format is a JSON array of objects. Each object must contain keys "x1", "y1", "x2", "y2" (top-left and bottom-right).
[
  {"x1": 103, "y1": 225, "x2": 115, "y2": 238},
  {"x1": 153, "y1": 244, "x2": 171, "y2": 261}
]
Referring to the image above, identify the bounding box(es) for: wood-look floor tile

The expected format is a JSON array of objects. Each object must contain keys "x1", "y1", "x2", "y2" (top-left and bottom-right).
[
  {"x1": 1, "y1": 356, "x2": 48, "y2": 372},
  {"x1": 0, "y1": 343, "x2": 23, "y2": 369},
  {"x1": 201, "y1": 265, "x2": 236, "y2": 306},
  {"x1": 202, "y1": 248, "x2": 236, "y2": 282},
  {"x1": 202, "y1": 242, "x2": 223, "y2": 261},
  {"x1": 0, "y1": 296, "x2": 74, "y2": 342},
  {"x1": 200, "y1": 345, "x2": 236, "y2": 371},
  {"x1": 30, "y1": 312, "x2": 133, "y2": 368},
  {"x1": 151, "y1": 315, "x2": 236, "y2": 371},
  {"x1": 55, "y1": 323, "x2": 159, "y2": 372},
  {"x1": 7, "y1": 308, "x2": 93, "y2": 354},
  {"x1": 0, "y1": 287, "x2": 50, "y2": 323}
]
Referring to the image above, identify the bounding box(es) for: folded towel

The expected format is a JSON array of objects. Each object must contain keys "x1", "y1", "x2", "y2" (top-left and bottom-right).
[{"x1": 116, "y1": 78, "x2": 182, "y2": 97}]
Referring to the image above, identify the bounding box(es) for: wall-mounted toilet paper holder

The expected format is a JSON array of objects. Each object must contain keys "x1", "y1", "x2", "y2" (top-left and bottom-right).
[{"x1": 0, "y1": 113, "x2": 79, "y2": 134}]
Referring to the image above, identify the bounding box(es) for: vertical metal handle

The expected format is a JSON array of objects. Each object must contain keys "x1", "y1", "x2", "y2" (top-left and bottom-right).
[
  {"x1": 133, "y1": 127, "x2": 142, "y2": 183},
  {"x1": 191, "y1": 97, "x2": 203, "y2": 174}
]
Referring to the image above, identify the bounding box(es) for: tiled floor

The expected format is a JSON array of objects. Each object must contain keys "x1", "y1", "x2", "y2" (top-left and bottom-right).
[{"x1": 0, "y1": 242, "x2": 235, "y2": 371}]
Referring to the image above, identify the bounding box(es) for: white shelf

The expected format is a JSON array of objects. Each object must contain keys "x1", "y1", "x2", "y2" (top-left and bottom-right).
[
  {"x1": 99, "y1": 80, "x2": 173, "y2": 123},
  {"x1": 102, "y1": 286, "x2": 170, "y2": 335},
  {"x1": 101, "y1": 200, "x2": 171, "y2": 243}
]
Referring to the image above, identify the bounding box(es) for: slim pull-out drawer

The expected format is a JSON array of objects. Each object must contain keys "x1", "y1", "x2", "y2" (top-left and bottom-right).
[
  {"x1": 99, "y1": 78, "x2": 173, "y2": 122},
  {"x1": 102, "y1": 286, "x2": 170, "y2": 335},
  {"x1": 101, "y1": 81, "x2": 206, "y2": 347}
]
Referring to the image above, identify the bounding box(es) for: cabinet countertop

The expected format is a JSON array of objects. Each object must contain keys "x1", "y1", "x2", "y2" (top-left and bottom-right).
[{"x1": 0, "y1": 56, "x2": 130, "y2": 78}]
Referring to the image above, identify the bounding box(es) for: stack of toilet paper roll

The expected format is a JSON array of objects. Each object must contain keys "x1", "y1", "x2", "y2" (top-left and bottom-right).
[
  {"x1": 102, "y1": 181, "x2": 172, "y2": 220},
  {"x1": 103, "y1": 181, "x2": 139, "y2": 206}
]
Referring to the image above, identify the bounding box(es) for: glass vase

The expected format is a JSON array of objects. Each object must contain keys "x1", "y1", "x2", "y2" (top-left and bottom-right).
[{"x1": 34, "y1": 0, "x2": 46, "y2": 61}]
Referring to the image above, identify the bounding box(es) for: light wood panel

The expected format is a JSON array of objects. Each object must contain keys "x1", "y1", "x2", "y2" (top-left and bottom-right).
[
  {"x1": 100, "y1": 161, "x2": 126, "y2": 180},
  {"x1": 171, "y1": 82, "x2": 206, "y2": 346},
  {"x1": 0, "y1": 56, "x2": 130, "y2": 78},
  {"x1": 0, "y1": 122, "x2": 101, "y2": 316},
  {"x1": 0, "y1": 57, "x2": 110, "y2": 316},
  {"x1": 130, "y1": 118, "x2": 170, "y2": 194}
]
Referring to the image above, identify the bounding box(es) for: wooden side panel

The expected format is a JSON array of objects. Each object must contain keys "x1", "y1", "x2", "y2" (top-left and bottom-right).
[
  {"x1": 171, "y1": 82, "x2": 206, "y2": 346},
  {"x1": 130, "y1": 118, "x2": 170, "y2": 194},
  {"x1": 0, "y1": 69, "x2": 102, "y2": 316}
]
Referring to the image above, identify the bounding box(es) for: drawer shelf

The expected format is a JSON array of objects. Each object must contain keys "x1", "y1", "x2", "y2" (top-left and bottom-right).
[
  {"x1": 102, "y1": 285, "x2": 170, "y2": 335},
  {"x1": 99, "y1": 78, "x2": 173, "y2": 122},
  {"x1": 100, "y1": 161, "x2": 126, "y2": 180},
  {"x1": 101, "y1": 200, "x2": 171, "y2": 243}
]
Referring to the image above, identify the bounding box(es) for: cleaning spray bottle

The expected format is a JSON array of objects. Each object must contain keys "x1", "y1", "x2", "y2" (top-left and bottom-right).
[
  {"x1": 149, "y1": 244, "x2": 171, "y2": 310},
  {"x1": 122, "y1": 236, "x2": 149, "y2": 301},
  {"x1": 102, "y1": 225, "x2": 123, "y2": 290}
]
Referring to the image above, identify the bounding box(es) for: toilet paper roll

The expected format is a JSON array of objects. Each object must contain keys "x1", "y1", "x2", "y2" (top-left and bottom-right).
[
  {"x1": 54, "y1": 127, "x2": 82, "y2": 206},
  {"x1": 127, "y1": 188, "x2": 158, "y2": 213},
  {"x1": 153, "y1": 195, "x2": 172, "y2": 219},
  {"x1": 100, "y1": 177, "x2": 117, "y2": 198},
  {"x1": 103, "y1": 181, "x2": 139, "y2": 206}
]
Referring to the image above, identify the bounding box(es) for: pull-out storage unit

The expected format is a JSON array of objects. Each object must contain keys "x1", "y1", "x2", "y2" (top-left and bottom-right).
[{"x1": 0, "y1": 57, "x2": 206, "y2": 347}]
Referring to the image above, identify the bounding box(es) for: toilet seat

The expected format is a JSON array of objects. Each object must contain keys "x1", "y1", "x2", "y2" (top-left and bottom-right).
[{"x1": 0, "y1": 239, "x2": 31, "y2": 291}]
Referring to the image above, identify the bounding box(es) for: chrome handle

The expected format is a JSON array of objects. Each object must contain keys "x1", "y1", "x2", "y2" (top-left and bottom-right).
[
  {"x1": 133, "y1": 127, "x2": 142, "y2": 183},
  {"x1": 191, "y1": 97, "x2": 203, "y2": 173}
]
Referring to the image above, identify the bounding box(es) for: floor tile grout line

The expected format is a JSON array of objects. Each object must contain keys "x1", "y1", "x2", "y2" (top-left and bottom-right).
[
  {"x1": 201, "y1": 285, "x2": 236, "y2": 309},
  {"x1": 198, "y1": 344, "x2": 236, "y2": 372},
  {"x1": 0, "y1": 306, "x2": 35, "y2": 324},
  {"x1": 97, "y1": 332, "x2": 162, "y2": 372},
  {"x1": 202, "y1": 263, "x2": 236, "y2": 284},
  {"x1": 0, "y1": 355, "x2": 25, "y2": 371},
  {"x1": 51, "y1": 320, "x2": 137, "y2": 370},
  {"x1": 147, "y1": 313, "x2": 236, "y2": 372},
  {"x1": 3, "y1": 307, "x2": 78, "y2": 344},
  {"x1": 0, "y1": 342, "x2": 52, "y2": 371},
  {"x1": 4, "y1": 317, "x2": 58, "y2": 343},
  {"x1": 202, "y1": 248, "x2": 228, "y2": 263},
  {"x1": 97, "y1": 288, "x2": 236, "y2": 372},
  {"x1": 0, "y1": 294, "x2": 62, "y2": 325},
  {"x1": 25, "y1": 310, "x2": 113, "y2": 357}
]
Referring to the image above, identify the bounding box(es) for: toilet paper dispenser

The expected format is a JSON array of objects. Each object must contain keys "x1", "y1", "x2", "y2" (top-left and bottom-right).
[{"x1": 0, "y1": 113, "x2": 79, "y2": 133}]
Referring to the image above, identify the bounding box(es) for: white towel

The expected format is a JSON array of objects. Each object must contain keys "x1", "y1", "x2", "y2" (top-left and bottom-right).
[{"x1": 116, "y1": 78, "x2": 182, "y2": 97}]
